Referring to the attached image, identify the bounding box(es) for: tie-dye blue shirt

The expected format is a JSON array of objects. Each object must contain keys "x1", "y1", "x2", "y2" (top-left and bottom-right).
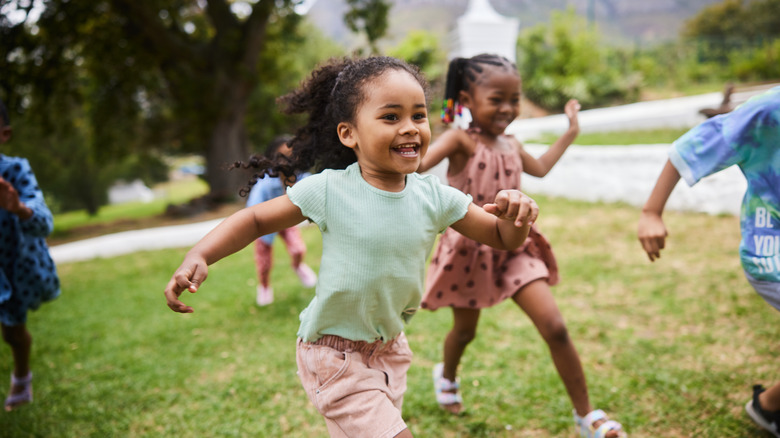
[{"x1": 669, "y1": 86, "x2": 780, "y2": 282}]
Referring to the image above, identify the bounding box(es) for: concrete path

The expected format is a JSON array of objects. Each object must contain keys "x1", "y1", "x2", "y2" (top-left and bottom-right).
[
  {"x1": 50, "y1": 219, "x2": 223, "y2": 264},
  {"x1": 521, "y1": 143, "x2": 746, "y2": 215},
  {"x1": 507, "y1": 84, "x2": 775, "y2": 141}
]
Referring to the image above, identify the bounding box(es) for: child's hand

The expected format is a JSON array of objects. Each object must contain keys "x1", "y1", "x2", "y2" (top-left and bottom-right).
[
  {"x1": 638, "y1": 211, "x2": 668, "y2": 262},
  {"x1": 483, "y1": 190, "x2": 538, "y2": 227},
  {"x1": 0, "y1": 177, "x2": 23, "y2": 214},
  {"x1": 564, "y1": 99, "x2": 581, "y2": 130},
  {"x1": 163, "y1": 254, "x2": 209, "y2": 313}
]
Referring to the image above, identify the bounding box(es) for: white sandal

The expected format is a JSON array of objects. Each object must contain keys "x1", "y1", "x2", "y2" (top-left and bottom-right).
[
  {"x1": 5, "y1": 372, "x2": 33, "y2": 411},
  {"x1": 433, "y1": 363, "x2": 463, "y2": 413},
  {"x1": 574, "y1": 409, "x2": 625, "y2": 438}
]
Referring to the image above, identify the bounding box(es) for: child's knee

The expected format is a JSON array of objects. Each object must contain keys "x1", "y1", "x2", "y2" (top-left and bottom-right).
[
  {"x1": 539, "y1": 317, "x2": 569, "y2": 346},
  {"x1": 450, "y1": 327, "x2": 477, "y2": 346},
  {"x1": 1, "y1": 325, "x2": 30, "y2": 347}
]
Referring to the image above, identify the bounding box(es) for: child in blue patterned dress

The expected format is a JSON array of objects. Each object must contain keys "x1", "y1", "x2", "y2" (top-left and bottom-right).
[
  {"x1": 0, "y1": 98, "x2": 61, "y2": 411},
  {"x1": 638, "y1": 86, "x2": 780, "y2": 437},
  {"x1": 246, "y1": 135, "x2": 316, "y2": 306}
]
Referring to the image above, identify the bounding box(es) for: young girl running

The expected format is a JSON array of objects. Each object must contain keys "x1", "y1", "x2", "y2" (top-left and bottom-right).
[
  {"x1": 246, "y1": 135, "x2": 316, "y2": 306},
  {"x1": 0, "y1": 98, "x2": 61, "y2": 411},
  {"x1": 163, "y1": 56, "x2": 539, "y2": 438},
  {"x1": 418, "y1": 54, "x2": 624, "y2": 438}
]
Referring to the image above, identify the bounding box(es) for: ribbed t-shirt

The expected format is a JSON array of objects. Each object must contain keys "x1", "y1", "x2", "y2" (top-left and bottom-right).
[{"x1": 287, "y1": 162, "x2": 471, "y2": 343}]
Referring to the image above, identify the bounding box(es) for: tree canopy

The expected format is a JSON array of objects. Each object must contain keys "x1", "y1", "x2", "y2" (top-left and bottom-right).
[
  {"x1": 684, "y1": 0, "x2": 780, "y2": 42},
  {"x1": 0, "y1": 0, "x2": 388, "y2": 214}
]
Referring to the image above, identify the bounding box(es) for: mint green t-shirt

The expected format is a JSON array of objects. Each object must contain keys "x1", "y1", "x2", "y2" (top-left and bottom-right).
[{"x1": 287, "y1": 162, "x2": 471, "y2": 343}]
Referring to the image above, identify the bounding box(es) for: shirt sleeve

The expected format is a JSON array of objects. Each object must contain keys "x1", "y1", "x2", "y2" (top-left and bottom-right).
[
  {"x1": 435, "y1": 183, "x2": 472, "y2": 232},
  {"x1": 286, "y1": 171, "x2": 327, "y2": 230},
  {"x1": 669, "y1": 116, "x2": 740, "y2": 186},
  {"x1": 670, "y1": 89, "x2": 778, "y2": 186},
  {"x1": 13, "y1": 158, "x2": 54, "y2": 238}
]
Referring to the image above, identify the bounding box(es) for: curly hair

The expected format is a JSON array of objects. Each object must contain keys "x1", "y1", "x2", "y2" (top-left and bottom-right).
[
  {"x1": 441, "y1": 53, "x2": 517, "y2": 124},
  {"x1": 236, "y1": 56, "x2": 429, "y2": 196},
  {"x1": 262, "y1": 134, "x2": 293, "y2": 160}
]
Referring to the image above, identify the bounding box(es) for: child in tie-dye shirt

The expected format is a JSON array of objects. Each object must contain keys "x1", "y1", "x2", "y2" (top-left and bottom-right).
[{"x1": 638, "y1": 86, "x2": 780, "y2": 437}]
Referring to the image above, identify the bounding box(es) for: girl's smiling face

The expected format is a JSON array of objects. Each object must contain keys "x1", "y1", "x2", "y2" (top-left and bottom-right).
[
  {"x1": 460, "y1": 66, "x2": 521, "y2": 137},
  {"x1": 338, "y1": 69, "x2": 431, "y2": 191}
]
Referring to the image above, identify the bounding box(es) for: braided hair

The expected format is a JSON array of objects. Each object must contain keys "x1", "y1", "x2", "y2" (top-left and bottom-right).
[
  {"x1": 236, "y1": 56, "x2": 429, "y2": 196},
  {"x1": 441, "y1": 53, "x2": 517, "y2": 124}
]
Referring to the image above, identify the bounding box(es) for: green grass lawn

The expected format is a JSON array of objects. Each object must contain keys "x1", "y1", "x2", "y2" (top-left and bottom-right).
[
  {"x1": 51, "y1": 176, "x2": 210, "y2": 239},
  {"x1": 528, "y1": 128, "x2": 692, "y2": 146},
  {"x1": 4, "y1": 195, "x2": 777, "y2": 437}
]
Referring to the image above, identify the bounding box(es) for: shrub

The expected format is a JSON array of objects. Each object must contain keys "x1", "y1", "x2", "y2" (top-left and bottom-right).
[{"x1": 517, "y1": 8, "x2": 640, "y2": 111}]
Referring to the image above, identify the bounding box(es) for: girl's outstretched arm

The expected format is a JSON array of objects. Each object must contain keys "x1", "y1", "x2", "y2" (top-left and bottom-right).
[
  {"x1": 164, "y1": 195, "x2": 306, "y2": 313},
  {"x1": 638, "y1": 159, "x2": 680, "y2": 262},
  {"x1": 450, "y1": 189, "x2": 538, "y2": 250},
  {"x1": 520, "y1": 99, "x2": 580, "y2": 177},
  {"x1": 418, "y1": 128, "x2": 470, "y2": 173}
]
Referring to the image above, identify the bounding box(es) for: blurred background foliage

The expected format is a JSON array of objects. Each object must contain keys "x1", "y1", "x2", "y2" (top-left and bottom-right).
[
  {"x1": 517, "y1": 0, "x2": 780, "y2": 111},
  {"x1": 0, "y1": 0, "x2": 778, "y2": 215}
]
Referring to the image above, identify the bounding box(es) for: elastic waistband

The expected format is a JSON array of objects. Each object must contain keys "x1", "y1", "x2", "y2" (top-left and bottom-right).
[{"x1": 308, "y1": 334, "x2": 399, "y2": 355}]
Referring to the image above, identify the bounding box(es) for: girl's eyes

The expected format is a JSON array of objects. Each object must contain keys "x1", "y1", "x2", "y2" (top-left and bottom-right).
[
  {"x1": 489, "y1": 97, "x2": 520, "y2": 106},
  {"x1": 380, "y1": 113, "x2": 427, "y2": 121}
]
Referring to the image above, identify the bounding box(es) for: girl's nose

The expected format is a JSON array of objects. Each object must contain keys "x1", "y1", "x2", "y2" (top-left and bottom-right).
[{"x1": 399, "y1": 119, "x2": 419, "y2": 135}]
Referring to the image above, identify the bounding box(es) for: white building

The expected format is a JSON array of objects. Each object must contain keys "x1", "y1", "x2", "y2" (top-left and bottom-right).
[{"x1": 449, "y1": 0, "x2": 519, "y2": 62}]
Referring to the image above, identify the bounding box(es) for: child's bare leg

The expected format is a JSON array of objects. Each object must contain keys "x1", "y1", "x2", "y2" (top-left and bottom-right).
[
  {"x1": 759, "y1": 382, "x2": 780, "y2": 411},
  {"x1": 438, "y1": 308, "x2": 480, "y2": 413},
  {"x1": 2, "y1": 323, "x2": 31, "y2": 379},
  {"x1": 512, "y1": 279, "x2": 619, "y2": 437},
  {"x1": 3, "y1": 323, "x2": 33, "y2": 410},
  {"x1": 443, "y1": 308, "x2": 481, "y2": 380}
]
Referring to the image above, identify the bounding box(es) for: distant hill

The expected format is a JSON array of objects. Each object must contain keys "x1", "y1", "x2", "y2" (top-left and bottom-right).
[{"x1": 305, "y1": 0, "x2": 725, "y2": 50}]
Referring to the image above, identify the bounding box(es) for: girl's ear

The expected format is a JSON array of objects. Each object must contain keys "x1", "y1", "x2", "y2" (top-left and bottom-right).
[
  {"x1": 0, "y1": 125, "x2": 12, "y2": 144},
  {"x1": 458, "y1": 90, "x2": 473, "y2": 109},
  {"x1": 337, "y1": 122, "x2": 357, "y2": 149}
]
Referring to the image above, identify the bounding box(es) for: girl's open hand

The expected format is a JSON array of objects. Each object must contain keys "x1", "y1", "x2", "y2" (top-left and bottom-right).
[
  {"x1": 564, "y1": 99, "x2": 581, "y2": 129},
  {"x1": 483, "y1": 189, "x2": 538, "y2": 227},
  {"x1": 164, "y1": 254, "x2": 209, "y2": 313}
]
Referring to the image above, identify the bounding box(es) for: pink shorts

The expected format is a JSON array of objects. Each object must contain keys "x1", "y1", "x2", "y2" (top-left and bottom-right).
[{"x1": 296, "y1": 333, "x2": 413, "y2": 438}]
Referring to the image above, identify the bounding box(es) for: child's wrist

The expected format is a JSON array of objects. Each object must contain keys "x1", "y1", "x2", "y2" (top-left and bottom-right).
[{"x1": 13, "y1": 205, "x2": 33, "y2": 220}]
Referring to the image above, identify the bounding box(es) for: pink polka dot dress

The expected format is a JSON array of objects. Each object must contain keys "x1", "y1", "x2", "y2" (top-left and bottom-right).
[{"x1": 421, "y1": 134, "x2": 559, "y2": 311}]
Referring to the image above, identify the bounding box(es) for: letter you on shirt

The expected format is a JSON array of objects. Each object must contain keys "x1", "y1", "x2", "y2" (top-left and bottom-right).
[{"x1": 752, "y1": 207, "x2": 779, "y2": 274}]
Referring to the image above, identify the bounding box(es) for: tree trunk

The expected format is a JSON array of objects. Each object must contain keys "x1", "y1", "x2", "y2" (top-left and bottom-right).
[{"x1": 205, "y1": 108, "x2": 250, "y2": 202}]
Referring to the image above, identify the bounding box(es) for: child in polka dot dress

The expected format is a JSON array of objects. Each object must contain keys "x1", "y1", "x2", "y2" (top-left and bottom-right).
[
  {"x1": 418, "y1": 54, "x2": 624, "y2": 438},
  {"x1": 0, "y1": 98, "x2": 60, "y2": 411}
]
